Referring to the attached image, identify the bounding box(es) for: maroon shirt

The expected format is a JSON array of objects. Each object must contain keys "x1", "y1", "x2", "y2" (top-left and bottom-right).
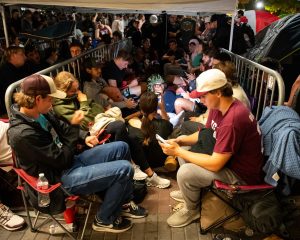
[{"x1": 206, "y1": 100, "x2": 264, "y2": 184}]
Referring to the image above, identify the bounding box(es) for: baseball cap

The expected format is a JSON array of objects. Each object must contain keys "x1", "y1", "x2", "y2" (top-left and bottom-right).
[
  {"x1": 195, "y1": 69, "x2": 227, "y2": 97},
  {"x1": 149, "y1": 15, "x2": 158, "y2": 24},
  {"x1": 204, "y1": 16, "x2": 211, "y2": 23},
  {"x1": 84, "y1": 58, "x2": 101, "y2": 69},
  {"x1": 240, "y1": 16, "x2": 248, "y2": 24},
  {"x1": 22, "y1": 74, "x2": 66, "y2": 99}
]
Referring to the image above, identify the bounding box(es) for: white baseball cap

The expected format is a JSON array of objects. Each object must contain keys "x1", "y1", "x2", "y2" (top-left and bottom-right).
[
  {"x1": 196, "y1": 69, "x2": 227, "y2": 96},
  {"x1": 149, "y1": 15, "x2": 158, "y2": 24}
]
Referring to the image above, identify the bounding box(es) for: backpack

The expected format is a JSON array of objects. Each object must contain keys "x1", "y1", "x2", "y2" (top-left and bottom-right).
[
  {"x1": 232, "y1": 190, "x2": 290, "y2": 238},
  {"x1": 132, "y1": 180, "x2": 147, "y2": 204}
]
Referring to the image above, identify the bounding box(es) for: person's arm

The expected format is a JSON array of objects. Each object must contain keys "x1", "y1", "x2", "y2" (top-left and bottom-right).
[
  {"x1": 107, "y1": 79, "x2": 118, "y2": 87},
  {"x1": 158, "y1": 95, "x2": 169, "y2": 121},
  {"x1": 160, "y1": 140, "x2": 232, "y2": 172},
  {"x1": 169, "y1": 131, "x2": 199, "y2": 146},
  {"x1": 286, "y1": 75, "x2": 300, "y2": 107},
  {"x1": 105, "y1": 25, "x2": 113, "y2": 37}
]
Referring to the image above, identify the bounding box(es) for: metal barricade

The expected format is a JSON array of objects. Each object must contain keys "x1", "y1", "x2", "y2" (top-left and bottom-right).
[
  {"x1": 221, "y1": 49, "x2": 285, "y2": 119},
  {"x1": 5, "y1": 39, "x2": 132, "y2": 116}
]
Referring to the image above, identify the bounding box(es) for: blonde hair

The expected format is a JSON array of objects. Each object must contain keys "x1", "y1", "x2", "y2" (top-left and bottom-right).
[
  {"x1": 54, "y1": 71, "x2": 78, "y2": 92},
  {"x1": 13, "y1": 92, "x2": 47, "y2": 109},
  {"x1": 214, "y1": 61, "x2": 238, "y2": 86}
]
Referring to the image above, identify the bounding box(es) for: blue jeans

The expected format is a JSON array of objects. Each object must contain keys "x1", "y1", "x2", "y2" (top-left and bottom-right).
[{"x1": 61, "y1": 141, "x2": 133, "y2": 224}]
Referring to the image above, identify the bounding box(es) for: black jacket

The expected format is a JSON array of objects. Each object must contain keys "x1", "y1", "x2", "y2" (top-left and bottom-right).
[{"x1": 8, "y1": 104, "x2": 88, "y2": 184}]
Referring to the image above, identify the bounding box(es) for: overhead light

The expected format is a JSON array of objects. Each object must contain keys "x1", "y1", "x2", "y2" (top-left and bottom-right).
[{"x1": 256, "y1": 1, "x2": 264, "y2": 9}]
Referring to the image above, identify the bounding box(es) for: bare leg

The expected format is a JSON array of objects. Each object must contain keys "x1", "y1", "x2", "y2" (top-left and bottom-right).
[{"x1": 174, "y1": 98, "x2": 195, "y2": 114}]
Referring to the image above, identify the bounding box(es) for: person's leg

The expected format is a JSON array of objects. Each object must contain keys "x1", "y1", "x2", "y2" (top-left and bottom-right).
[
  {"x1": 177, "y1": 163, "x2": 244, "y2": 211},
  {"x1": 105, "y1": 121, "x2": 129, "y2": 142},
  {"x1": 61, "y1": 142, "x2": 133, "y2": 223},
  {"x1": 174, "y1": 98, "x2": 194, "y2": 114},
  {"x1": 167, "y1": 163, "x2": 244, "y2": 227}
]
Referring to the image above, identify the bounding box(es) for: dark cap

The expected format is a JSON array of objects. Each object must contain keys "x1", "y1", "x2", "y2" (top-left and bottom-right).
[
  {"x1": 21, "y1": 74, "x2": 66, "y2": 99},
  {"x1": 84, "y1": 58, "x2": 101, "y2": 69}
]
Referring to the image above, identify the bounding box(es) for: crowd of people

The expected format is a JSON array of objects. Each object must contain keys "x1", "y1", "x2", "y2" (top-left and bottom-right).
[{"x1": 0, "y1": 8, "x2": 299, "y2": 236}]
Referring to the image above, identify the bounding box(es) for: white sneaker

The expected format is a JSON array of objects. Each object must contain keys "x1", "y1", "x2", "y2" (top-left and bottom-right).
[
  {"x1": 146, "y1": 172, "x2": 170, "y2": 189},
  {"x1": 133, "y1": 164, "x2": 147, "y2": 180},
  {"x1": 170, "y1": 190, "x2": 185, "y2": 202},
  {"x1": 0, "y1": 203, "x2": 25, "y2": 231},
  {"x1": 167, "y1": 206, "x2": 200, "y2": 228}
]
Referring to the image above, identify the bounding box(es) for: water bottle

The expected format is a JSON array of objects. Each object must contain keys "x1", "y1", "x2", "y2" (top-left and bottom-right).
[
  {"x1": 37, "y1": 173, "x2": 50, "y2": 207},
  {"x1": 49, "y1": 223, "x2": 77, "y2": 234}
]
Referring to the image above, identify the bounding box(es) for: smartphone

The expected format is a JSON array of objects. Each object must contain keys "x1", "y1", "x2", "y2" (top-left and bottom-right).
[{"x1": 156, "y1": 134, "x2": 169, "y2": 145}]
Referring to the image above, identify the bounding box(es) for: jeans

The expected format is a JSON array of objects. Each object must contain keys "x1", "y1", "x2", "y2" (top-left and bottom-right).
[{"x1": 61, "y1": 141, "x2": 133, "y2": 224}]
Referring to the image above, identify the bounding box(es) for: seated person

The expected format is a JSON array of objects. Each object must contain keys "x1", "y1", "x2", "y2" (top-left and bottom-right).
[
  {"x1": 102, "y1": 49, "x2": 147, "y2": 99},
  {"x1": 83, "y1": 58, "x2": 137, "y2": 111},
  {"x1": 0, "y1": 121, "x2": 13, "y2": 169},
  {"x1": 8, "y1": 74, "x2": 147, "y2": 233},
  {"x1": 127, "y1": 92, "x2": 172, "y2": 188},
  {"x1": 52, "y1": 71, "x2": 128, "y2": 142},
  {"x1": 0, "y1": 200, "x2": 25, "y2": 231},
  {"x1": 179, "y1": 60, "x2": 250, "y2": 135},
  {"x1": 159, "y1": 69, "x2": 264, "y2": 228},
  {"x1": 185, "y1": 38, "x2": 204, "y2": 74},
  {"x1": 162, "y1": 39, "x2": 185, "y2": 76}
]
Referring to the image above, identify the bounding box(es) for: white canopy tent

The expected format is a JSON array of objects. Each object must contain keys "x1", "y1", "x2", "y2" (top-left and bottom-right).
[
  {"x1": 1, "y1": 0, "x2": 237, "y2": 14},
  {"x1": 0, "y1": 0, "x2": 238, "y2": 48}
]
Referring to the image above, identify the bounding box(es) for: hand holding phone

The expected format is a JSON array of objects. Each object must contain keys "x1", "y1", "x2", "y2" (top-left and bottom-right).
[{"x1": 156, "y1": 134, "x2": 170, "y2": 145}]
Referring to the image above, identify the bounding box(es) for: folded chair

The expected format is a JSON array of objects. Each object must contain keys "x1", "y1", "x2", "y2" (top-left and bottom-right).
[
  {"x1": 12, "y1": 153, "x2": 93, "y2": 240},
  {"x1": 200, "y1": 179, "x2": 274, "y2": 234}
]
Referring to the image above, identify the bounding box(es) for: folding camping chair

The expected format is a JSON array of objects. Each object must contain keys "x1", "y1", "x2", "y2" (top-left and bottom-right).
[
  {"x1": 12, "y1": 152, "x2": 93, "y2": 240},
  {"x1": 199, "y1": 179, "x2": 274, "y2": 234}
]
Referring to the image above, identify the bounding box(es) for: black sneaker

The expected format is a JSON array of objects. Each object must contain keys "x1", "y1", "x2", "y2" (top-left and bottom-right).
[
  {"x1": 121, "y1": 201, "x2": 148, "y2": 219},
  {"x1": 92, "y1": 216, "x2": 132, "y2": 233}
]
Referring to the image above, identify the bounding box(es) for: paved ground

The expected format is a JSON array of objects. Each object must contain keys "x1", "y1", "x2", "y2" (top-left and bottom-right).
[{"x1": 1, "y1": 171, "x2": 300, "y2": 240}]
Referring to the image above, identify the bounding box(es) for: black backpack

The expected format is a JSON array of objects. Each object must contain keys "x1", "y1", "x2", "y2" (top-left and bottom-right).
[
  {"x1": 232, "y1": 190, "x2": 290, "y2": 238},
  {"x1": 132, "y1": 180, "x2": 147, "y2": 204}
]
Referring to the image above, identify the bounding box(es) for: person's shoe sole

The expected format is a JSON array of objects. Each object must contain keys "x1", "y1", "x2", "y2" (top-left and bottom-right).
[
  {"x1": 121, "y1": 210, "x2": 148, "y2": 219},
  {"x1": 167, "y1": 213, "x2": 200, "y2": 228},
  {"x1": 146, "y1": 182, "x2": 170, "y2": 189},
  {"x1": 92, "y1": 222, "x2": 132, "y2": 233}
]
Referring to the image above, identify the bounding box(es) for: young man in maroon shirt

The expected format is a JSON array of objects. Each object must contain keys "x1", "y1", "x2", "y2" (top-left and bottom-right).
[{"x1": 159, "y1": 69, "x2": 264, "y2": 228}]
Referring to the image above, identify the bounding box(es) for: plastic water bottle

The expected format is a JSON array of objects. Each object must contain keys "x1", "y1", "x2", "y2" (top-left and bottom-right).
[
  {"x1": 37, "y1": 173, "x2": 50, "y2": 207},
  {"x1": 49, "y1": 223, "x2": 77, "y2": 234}
]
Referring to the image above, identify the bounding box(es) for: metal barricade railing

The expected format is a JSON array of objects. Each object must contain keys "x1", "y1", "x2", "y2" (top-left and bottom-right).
[
  {"x1": 221, "y1": 49, "x2": 285, "y2": 119},
  {"x1": 5, "y1": 38, "x2": 132, "y2": 116}
]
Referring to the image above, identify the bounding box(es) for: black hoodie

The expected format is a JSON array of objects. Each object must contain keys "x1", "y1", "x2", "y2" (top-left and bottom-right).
[{"x1": 8, "y1": 104, "x2": 87, "y2": 184}]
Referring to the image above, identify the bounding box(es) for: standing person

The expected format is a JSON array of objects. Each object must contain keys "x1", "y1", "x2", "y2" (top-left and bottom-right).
[
  {"x1": 160, "y1": 69, "x2": 264, "y2": 227},
  {"x1": 111, "y1": 15, "x2": 124, "y2": 37},
  {"x1": 0, "y1": 46, "x2": 27, "y2": 116},
  {"x1": 8, "y1": 74, "x2": 147, "y2": 233}
]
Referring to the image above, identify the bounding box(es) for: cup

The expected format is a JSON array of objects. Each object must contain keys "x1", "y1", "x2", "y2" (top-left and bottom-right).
[
  {"x1": 63, "y1": 201, "x2": 76, "y2": 224},
  {"x1": 164, "y1": 156, "x2": 178, "y2": 172}
]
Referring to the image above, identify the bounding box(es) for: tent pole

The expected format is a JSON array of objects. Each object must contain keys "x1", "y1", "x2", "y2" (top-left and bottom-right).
[
  {"x1": 229, "y1": 0, "x2": 238, "y2": 51},
  {"x1": 0, "y1": 4, "x2": 9, "y2": 47}
]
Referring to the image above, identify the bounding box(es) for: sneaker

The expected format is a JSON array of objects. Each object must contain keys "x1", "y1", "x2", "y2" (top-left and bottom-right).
[
  {"x1": 146, "y1": 172, "x2": 170, "y2": 189},
  {"x1": 121, "y1": 201, "x2": 148, "y2": 218},
  {"x1": 92, "y1": 216, "x2": 132, "y2": 233},
  {"x1": 170, "y1": 190, "x2": 184, "y2": 202},
  {"x1": 167, "y1": 206, "x2": 200, "y2": 228},
  {"x1": 0, "y1": 203, "x2": 25, "y2": 231},
  {"x1": 133, "y1": 164, "x2": 147, "y2": 180}
]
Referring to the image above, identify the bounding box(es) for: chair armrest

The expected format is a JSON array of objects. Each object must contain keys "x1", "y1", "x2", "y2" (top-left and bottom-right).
[
  {"x1": 13, "y1": 168, "x2": 61, "y2": 193},
  {"x1": 213, "y1": 179, "x2": 274, "y2": 192}
]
